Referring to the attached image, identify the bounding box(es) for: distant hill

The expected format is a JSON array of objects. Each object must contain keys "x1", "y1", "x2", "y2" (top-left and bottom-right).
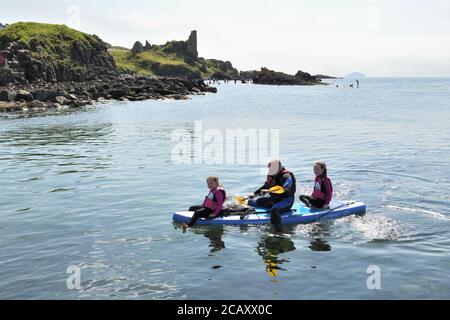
[
  {"x1": 109, "y1": 31, "x2": 239, "y2": 79},
  {"x1": 345, "y1": 72, "x2": 366, "y2": 78}
]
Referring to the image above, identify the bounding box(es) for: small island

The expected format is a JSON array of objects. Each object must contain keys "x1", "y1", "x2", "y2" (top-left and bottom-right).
[{"x1": 251, "y1": 67, "x2": 324, "y2": 86}]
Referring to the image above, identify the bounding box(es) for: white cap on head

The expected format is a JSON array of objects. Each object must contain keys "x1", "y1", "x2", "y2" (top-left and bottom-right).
[{"x1": 268, "y1": 159, "x2": 282, "y2": 176}]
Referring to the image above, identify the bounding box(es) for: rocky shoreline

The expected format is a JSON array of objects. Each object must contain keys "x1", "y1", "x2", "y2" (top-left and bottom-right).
[
  {"x1": 0, "y1": 23, "x2": 219, "y2": 112},
  {"x1": 0, "y1": 23, "x2": 331, "y2": 112},
  {"x1": 0, "y1": 75, "x2": 217, "y2": 112}
]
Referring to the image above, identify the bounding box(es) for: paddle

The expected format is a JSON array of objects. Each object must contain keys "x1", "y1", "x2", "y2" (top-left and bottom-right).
[
  {"x1": 266, "y1": 185, "x2": 285, "y2": 195},
  {"x1": 234, "y1": 194, "x2": 249, "y2": 205},
  {"x1": 234, "y1": 186, "x2": 288, "y2": 220},
  {"x1": 234, "y1": 194, "x2": 268, "y2": 219},
  {"x1": 235, "y1": 186, "x2": 286, "y2": 204}
]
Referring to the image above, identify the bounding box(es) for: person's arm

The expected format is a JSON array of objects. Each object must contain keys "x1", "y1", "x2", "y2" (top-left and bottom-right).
[
  {"x1": 324, "y1": 179, "x2": 333, "y2": 206},
  {"x1": 254, "y1": 181, "x2": 269, "y2": 196},
  {"x1": 210, "y1": 191, "x2": 225, "y2": 217},
  {"x1": 281, "y1": 174, "x2": 294, "y2": 197}
]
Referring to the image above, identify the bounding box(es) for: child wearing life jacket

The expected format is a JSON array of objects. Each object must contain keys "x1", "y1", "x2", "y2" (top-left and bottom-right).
[
  {"x1": 299, "y1": 161, "x2": 333, "y2": 209},
  {"x1": 182, "y1": 176, "x2": 226, "y2": 229}
]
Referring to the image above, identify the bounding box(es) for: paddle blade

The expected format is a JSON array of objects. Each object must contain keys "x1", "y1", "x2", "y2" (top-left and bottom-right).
[
  {"x1": 235, "y1": 195, "x2": 247, "y2": 205},
  {"x1": 269, "y1": 186, "x2": 285, "y2": 195}
]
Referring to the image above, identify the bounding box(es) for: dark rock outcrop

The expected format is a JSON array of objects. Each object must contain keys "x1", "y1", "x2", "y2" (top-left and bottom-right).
[
  {"x1": 143, "y1": 41, "x2": 152, "y2": 51},
  {"x1": 313, "y1": 74, "x2": 339, "y2": 79},
  {"x1": 240, "y1": 70, "x2": 261, "y2": 81},
  {"x1": 32, "y1": 88, "x2": 58, "y2": 101},
  {"x1": 2, "y1": 43, "x2": 115, "y2": 82},
  {"x1": 0, "y1": 68, "x2": 16, "y2": 85},
  {"x1": 295, "y1": 70, "x2": 316, "y2": 81},
  {"x1": 253, "y1": 67, "x2": 323, "y2": 86},
  {"x1": 131, "y1": 41, "x2": 144, "y2": 54},
  {"x1": 0, "y1": 89, "x2": 14, "y2": 101},
  {"x1": 16, "y1": 89, "x2": 33, "y2": 101}
]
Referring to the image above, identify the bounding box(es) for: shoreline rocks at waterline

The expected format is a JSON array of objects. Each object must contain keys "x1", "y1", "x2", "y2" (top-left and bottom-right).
[{"x1": 0, "y1": 75, "x2": 217, "y2": 112}]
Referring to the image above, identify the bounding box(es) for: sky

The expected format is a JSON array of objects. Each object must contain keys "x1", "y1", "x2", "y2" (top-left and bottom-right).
[{"x1": 2, "y1": 0, "x2": 450, "y2": 77}]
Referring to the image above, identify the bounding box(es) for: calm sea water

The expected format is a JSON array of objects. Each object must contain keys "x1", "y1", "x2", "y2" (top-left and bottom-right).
[{"x1": 0, "y1": 78, "x2": 449, "y2": 299}]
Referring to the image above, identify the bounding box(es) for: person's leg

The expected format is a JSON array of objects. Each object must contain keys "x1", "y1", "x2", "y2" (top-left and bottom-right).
[
  {"x1": 248, "y1": 197, "x2": 275, "y2": 209},
  {"x1": 206, "y1": 209, "x2": 224, "y2": 220},
  {"x1": 183, "y1": 205, "x2": 207, "y2": 230},
  {"x1": 189, "y1": 205, "x2": 204, "y2": 212},
  {"x1": 270, "y1": 196, "x2": 295, "y2": 228},
  {"x1": 299, "y1": 195, "x2": 312, "y2": 207},
  {"x1": 187, "y1": 207, "x2": 214, "y2": 227},
  {"x1": 309, "y1": 198, "x2": 326, "y2": 209},
  {"x1": 272, "y1": 196, "x2": 294, "y2": 213}
]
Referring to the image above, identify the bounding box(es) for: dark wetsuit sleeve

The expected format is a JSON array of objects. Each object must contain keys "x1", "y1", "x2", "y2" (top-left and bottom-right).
[
  {"x1": 281, "y1": 173, "x2": 294, "y2": 197},
  {"x1": 255, "y1": 182, "x2": 269, "y2": 195}
]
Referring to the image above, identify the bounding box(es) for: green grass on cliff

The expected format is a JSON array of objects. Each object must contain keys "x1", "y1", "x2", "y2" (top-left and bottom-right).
[
  {"x1": 0, "y1": 21, "x2": 239, "y2": 80},
  {"x1": 108, "y1": 48, "x2": 154, "y2": 75},
  {"x1": 109, "y1": 47, "x2": 239, "y2": 79},
  {"x1": 109, "y1": 48, "x2": 198, "y2": 77},
  {"x1": 0, "y1": 22, "x2": 103, "y2": 63}
]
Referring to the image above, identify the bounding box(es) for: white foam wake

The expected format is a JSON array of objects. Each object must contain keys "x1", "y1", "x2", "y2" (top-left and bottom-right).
[{"x1": 386, "y1": 205, "x2": 450, "y2": 221}]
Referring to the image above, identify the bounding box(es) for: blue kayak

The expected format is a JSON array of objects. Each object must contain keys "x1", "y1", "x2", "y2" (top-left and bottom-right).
[{"x1": 172, "y1": 200, "x2": 366, "y2": 226}]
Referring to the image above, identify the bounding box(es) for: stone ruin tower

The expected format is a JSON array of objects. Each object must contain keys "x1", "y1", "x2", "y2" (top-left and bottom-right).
[{"x1": 186, "y1": 30, "x2": 198, "y2": 58}]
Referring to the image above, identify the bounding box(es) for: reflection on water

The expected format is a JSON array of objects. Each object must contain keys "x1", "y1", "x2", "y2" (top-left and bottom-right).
[
  {"x1": 256, "y1": 229, "x2": 296, "y2": 278},
  {"x1": 180, "y1": 221, "x2": 336, "y2": 279},
  {"x1": 0, "y1": 123, "x2": 115, "y2": 177},
  {"x1": 191, "y1": 226, "x2": 226, "y2": 254},
  {"x1": 305, "y1": 223, "x2": 332, "y2": 252},
  {"x1": 309, "y1": 238, "x2": 331, "y2": 252},
  {"x1": 0, "y1": 123, "x2": 114, "y2": 147},
  {"x1": 0, "y1": 103, "x2": 104, "y2": 121}
]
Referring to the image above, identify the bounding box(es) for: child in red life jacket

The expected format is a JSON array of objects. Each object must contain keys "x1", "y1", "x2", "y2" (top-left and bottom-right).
[
  {"x1": 299, "y1": 161, "x2": 333, "y2": 209},
  {"x1": 182, "y1": 176, "x2": 226, "y2": 230}
]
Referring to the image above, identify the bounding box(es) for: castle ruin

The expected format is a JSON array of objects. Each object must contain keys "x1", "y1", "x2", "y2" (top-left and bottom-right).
[{"x1": 186, "y1": 30, "x2": 198, "y2": 58}]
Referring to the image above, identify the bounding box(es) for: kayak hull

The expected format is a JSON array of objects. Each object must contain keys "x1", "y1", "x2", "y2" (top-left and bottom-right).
[{"x1": 172, "y1": 200, "x2": 366, "y2": 226}]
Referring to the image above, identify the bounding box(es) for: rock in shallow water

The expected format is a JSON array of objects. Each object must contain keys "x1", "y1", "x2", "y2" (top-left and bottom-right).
[
  {"x1": 0, "y1": 89, "x2": 15, "y2": 101},
  {"x1": 16, "y1": 89, "x2": 34, "y2": 102}
]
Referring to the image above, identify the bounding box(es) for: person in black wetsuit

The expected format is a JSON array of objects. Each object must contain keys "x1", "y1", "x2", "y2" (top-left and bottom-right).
[{"x1": 248, "y1": 159, "x2": 296, "y2": 229}]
